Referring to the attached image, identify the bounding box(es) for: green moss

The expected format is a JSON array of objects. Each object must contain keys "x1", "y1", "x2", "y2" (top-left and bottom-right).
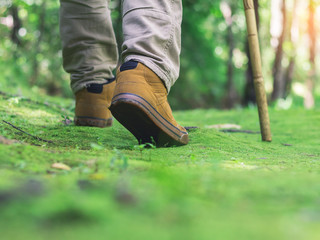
[{"x1": 0, "y1": 94, "x2": 320, "y2": 240}]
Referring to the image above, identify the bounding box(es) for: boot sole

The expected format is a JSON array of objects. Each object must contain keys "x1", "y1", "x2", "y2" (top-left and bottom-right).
[
  {"x1": 109, "y1": 93, "x2": 189, "y2": 147},
  {"x1": 74, "y1": 116, "x2": 113, "y2": 128}
]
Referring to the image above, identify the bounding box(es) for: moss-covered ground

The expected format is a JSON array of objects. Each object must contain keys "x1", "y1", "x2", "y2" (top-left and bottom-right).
[{"x1": 0, "y1": 91, "x2": 320, "y2": 240}]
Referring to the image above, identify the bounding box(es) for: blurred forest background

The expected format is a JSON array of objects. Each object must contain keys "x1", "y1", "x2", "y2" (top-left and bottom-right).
[{"x1": 0, "y1": 0, "x2": 319, "y2": 110}]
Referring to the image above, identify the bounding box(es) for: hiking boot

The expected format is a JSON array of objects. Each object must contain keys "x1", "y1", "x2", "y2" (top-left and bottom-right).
[
  {"x1": 109, "y1": 61, "x2": 189, "y2": 147},
  {"x1": 75, "y1": 80, "x2": 116, "y2": 128}
]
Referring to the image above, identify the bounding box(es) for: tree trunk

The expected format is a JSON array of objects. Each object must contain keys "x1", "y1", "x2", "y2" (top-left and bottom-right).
[
  {"x1": 114, "y1": 0, "x2": 123, "y2": 61},
  {"x1": 221, "y1": 2, "x2": 238, "y2": 109},
  {"x1": 10, "y1": 5, "x2": 22, "y2": 46},
  {"x1": 284, "y1": 0, "x2": 298, "y2": 98},
  {"x1": 243, "y1": 0, "x2": 259, "y2": 106},
  {"x1": 271, "y1": 0, "x2": 286, "y2": 101},
  {"x1": 30, "y1": 2, "x2": 46, "y2": 85},
  {"x1": 305, "y1": 0, "x2": 316, "y2": 109}
]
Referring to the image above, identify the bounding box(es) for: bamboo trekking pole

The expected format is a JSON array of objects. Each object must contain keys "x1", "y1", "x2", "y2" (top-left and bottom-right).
[{"x1": 243, "y1": 0, "x2": 272, "y2": 142}]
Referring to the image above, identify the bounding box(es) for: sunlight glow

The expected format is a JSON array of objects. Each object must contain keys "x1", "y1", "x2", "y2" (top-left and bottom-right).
[
  {"x1": 0, "y1": 15, "x2": 13, "y2": 28},
  {"x1": 292, "y1": 82, "x2": 306, "y2": 97}
]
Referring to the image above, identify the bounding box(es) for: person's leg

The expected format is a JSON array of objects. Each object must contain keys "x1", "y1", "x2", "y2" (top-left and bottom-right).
[
  {"x1": 60, "y1": 0, "x2": 118, "y2": 127},
  {"x1": 110, "y1": 0, "x2": 188, "y2": 146},
  {"x1": 121, "y1": 0, "x2": 182, "y2": 92},
  {"x1": 60, "y1": 0, "x2": 118, "y2": 92}
]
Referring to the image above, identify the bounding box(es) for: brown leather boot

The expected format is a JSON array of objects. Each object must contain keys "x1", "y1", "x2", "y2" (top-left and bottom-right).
[
  {"x1": 109, "y1": 61, "x2": 189, "y2": 147},
  {"x1": 75, "y1": 80, "x2": 116, "y2": 128}
]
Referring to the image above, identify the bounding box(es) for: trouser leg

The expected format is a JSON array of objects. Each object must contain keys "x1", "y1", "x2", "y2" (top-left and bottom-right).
[
  {"x1": 121, "y1": 0, "x2": 182, "y2": 92},
  {"x1": 59, "y1": 0, "x2": 118, "y2": 93}
]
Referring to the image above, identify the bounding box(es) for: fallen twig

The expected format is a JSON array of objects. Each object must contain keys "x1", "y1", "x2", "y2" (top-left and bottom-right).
[
  {"x1": 220, "y1": 129, "x2": 260, "y2": 134},
  {"x1": 2, "y1": 120, "x2": 54, "y2": 143},
  {"x1": 281, "y1": 143, "x2": 292, "y2": 147},
  {"x1": 185, "y1": 126, "x2": 199, "y2": 132}
]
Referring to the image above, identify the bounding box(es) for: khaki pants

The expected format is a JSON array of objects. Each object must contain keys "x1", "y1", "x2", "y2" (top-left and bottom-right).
[{"x1": 59, "y1": 0, "x2": 182, "y2": 93}]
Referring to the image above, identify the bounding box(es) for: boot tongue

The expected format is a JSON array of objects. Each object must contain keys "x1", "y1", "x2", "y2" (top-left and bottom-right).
[
  {"x1": 86, "y1": 78, "x2": 115, "y2": 94},
  {"x1": 87, "y1": 84, "x2": 103, "y2": 94},
  {"x1": 120, "y1": 60, "x2": 138, "y2": 72}
]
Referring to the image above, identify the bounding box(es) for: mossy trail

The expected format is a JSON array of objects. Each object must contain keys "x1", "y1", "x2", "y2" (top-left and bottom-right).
[{"x1": 0, "y1": 92, "x2": 320, "y2": 240}]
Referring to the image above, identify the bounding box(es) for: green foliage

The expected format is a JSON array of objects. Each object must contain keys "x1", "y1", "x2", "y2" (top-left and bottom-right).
[
  {"x1": 0, "y1": 0, "x2": 70, "y2": 96},
  {"x1": 171, "y1": 1, "x2": 248, "y2": 109},
  {"x1": 0, "y1": 0, "x2": 319, "y2": 109}
]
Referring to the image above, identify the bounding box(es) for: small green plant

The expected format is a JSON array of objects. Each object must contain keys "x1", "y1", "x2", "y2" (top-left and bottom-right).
[
  {"x1": 133, "y1": 143, "x2": 156, "y2": 161},
  {"x1": 61, "y1": 115, "x2": 73, "y2": 126},
  {"x1": 109, "y1": 149, "x2": 129, "y2": 172}
]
